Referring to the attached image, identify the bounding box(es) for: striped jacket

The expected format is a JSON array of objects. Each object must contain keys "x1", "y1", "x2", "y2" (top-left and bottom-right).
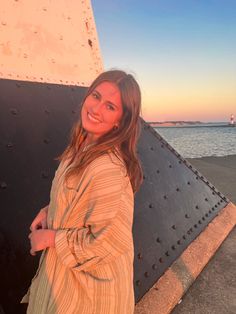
[{"x1": 21, "y1": 152, "x2": 135, "y2": 313}]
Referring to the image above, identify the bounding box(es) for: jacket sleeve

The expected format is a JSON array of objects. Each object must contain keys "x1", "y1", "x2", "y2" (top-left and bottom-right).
[{"x1": 54, "y1": 162, "x2": 134, "y2": 271}]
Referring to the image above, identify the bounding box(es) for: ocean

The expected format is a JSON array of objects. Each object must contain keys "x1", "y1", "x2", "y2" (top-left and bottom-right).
[{"x1": 154, "y1": 124, "x2": 236, "y2": 158}]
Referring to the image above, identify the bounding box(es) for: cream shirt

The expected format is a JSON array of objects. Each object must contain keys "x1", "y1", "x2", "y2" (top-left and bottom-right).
[{"x1": 21, "y1": 152, "x2": 135, "y2": 314}]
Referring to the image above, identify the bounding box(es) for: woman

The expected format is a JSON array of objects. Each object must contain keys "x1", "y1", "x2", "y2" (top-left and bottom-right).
[{"x1": 21, "y1": 70, "x2": 143, "y2": 313}]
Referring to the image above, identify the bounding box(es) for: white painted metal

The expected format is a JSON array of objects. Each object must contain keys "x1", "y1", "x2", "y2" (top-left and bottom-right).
[{"x1": 0, "y1": 0, "x2": 103, "y2": 86}]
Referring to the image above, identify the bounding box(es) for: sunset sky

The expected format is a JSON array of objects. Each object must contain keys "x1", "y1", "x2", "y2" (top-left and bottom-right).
[{"x1": 92, "y1": 0, "x2": 236, "y2": 122}]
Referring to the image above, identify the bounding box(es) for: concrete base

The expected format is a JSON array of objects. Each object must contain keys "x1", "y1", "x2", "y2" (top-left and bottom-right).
[{"x1": 134, "y1": 202, "x2": 236, "y2": 314}]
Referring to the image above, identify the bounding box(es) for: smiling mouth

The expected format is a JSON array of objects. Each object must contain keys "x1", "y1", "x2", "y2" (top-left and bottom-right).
[{"x1": 87, "y1": 112, "x2": 101, "y2": 123}]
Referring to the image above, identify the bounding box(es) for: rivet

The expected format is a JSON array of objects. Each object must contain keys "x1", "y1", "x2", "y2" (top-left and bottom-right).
[
  {"x1": 209, "y1": 210, "x2": 212, "y2": 214},
  {"x1": 10, "y1": 108, "x2": 18, "y2": 115},
  {"x1": 172, "y1": 225, "x2": 176, "y2": 230},
  {"x1": 165, "y1": 251, "x2": 169, "y2": 257},
  {"x1": 171, "y1": 245, "x2": 175, "y2": 250},
  {"x1": 187, "y1": 181, "x2": 191, "y2": 185},
  {"x1": 196, "y1": 177, "x2": 199, "y2": 180},
  {"x1": 198, "y1": 220, "x2": 202, "y2": 224},
  {"x1": 72, "y1": 110, "x2": 76, "y2": 114},
  {"x1": 212, "y1": 207, "x2": 215, "y2": 211},
  {"x1": 169, "y1": 165, "x2": 172, "y2": 168},
  {"x1": 144, "y1": 272, "x2": 149, "y2": 278},
  {"x1": 156, "y1": 170, "x2": 160, "y2": 173},
  {"x1": 177, "y1": 240, "x2": 181, "y2": 245},
  {"x1": 212, "y1": 192, "x2": 215, "y2": 195},
  {"x1": 143, "y1": 175, "x2": 146, "y2": 180},
  {"x1": 137, "y1": 253, "x2": 142, "y2": 260},
  {"x1": 159, "y1": 257, "x2": 163, "y2": 263},
  {"x1": 152, "y1": 264, "x2": 157, "y2": 270},
  {"x1": 136, "y1": 280, "x2": 141, "y2": 286},
  {"x1": 41, "y1": 172, "x2": 49, "y2": 179},
  {"x1": 185, "y1": 214, "x2": 190, "y2": 219},
  {"x1": 164, "y1": 195, "x2": 168, "y2": 200},
  {"x1": 161, "y1": 144, "x2": 164, "y2": 148},
  {"x1": 149, "y1": 203, "x2": 154, "y2": 209},
  {"x1": 6, "y1": 142, "x2": 13, "y2": 148},
  {"x1": 215, "y1": 204, "x2": 218, "y2": 208},
  {"x1": 150, "y1": 147, "x2": 154, "y2": 151},
  {"x1": 176, "y1": 188, "x2": 180, "y2": 192},
  {"x1": 217, "y1": 202, "x2": 220, "y2": 205},
  {"x1": 43, "y1": 138, "x2": 50, "y2": 144},
  {"x1": 189, "y1": 165, "x2": 192, "y2": 169},
  {"x1": 202, "y1": 216, "x2": 205, "y2": 221},
  {"x1": 182, "y1": 235, "x2": 186, "y2": 240},
  {"x1": 205, "y1": 213, "x2": 208, "y2": 217},
  {"x1": 201, "y1": 176, "x2": 204, "y2": 179},
  {"x1": 156, "y1": 237, "x2": 161, "y2": 243},
  {"x1": 195, "y1": 170, "x2": 198, "y2": 175},
  {"x1": 45, "y1": 109, "x2": 50, "y2": 114},
  {"x1": 178, "y1": 160, "x2": 182, "y2": 164},
  {"x1": 195, "y1": 205, "x2": 199, "y2": 209},
  {"x1": 205, "y1": 198, "x2": 208, "y2": 202},
  {"x1": 0, "y1": 182, "x2": 7, "y2": 189},
  {"x1": 220, "y1": 199, "x2": 223, "y2": 203},
  {"x1": 194, "y1": 224, "x2": 198, "y2": 228}
]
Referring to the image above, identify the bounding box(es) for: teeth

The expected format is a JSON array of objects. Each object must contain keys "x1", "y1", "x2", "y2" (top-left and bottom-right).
[{"x1": 88, "y1": 112, "x2": 100, "y2": 122}]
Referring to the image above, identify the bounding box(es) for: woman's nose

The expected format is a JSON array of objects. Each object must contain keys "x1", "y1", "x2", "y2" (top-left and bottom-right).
[{"x1": 91, "y1": 100, "x2": 103, "y2": 113}]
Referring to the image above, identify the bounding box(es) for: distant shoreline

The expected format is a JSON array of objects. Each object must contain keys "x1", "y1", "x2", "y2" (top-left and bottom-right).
[{"x1": 148, "y1": 121, "x2": 235, "y2": 128}]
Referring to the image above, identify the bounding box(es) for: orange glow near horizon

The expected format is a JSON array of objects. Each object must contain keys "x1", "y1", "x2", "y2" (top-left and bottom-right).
[{"x1": 141, "y1": 80, "x2": 235, "y2": 122}]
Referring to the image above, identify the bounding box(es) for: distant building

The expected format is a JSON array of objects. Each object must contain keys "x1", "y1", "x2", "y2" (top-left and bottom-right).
[{"x1": 229, "y1": 114, "x2": 235, "y2": 126}]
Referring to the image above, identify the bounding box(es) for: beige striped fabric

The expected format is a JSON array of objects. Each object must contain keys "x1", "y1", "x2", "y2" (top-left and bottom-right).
[{"x1": 21, "y1": 152, "x2": 135, "y2": 313}]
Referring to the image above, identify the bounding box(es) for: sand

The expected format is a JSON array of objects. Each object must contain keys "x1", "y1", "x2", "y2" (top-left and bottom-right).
[{"x1": 187, "y1": 154, "x2": 236, "y2": 204}]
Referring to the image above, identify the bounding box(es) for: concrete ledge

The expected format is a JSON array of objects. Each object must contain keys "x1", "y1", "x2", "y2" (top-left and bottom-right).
[{"x1": 134, "y1": 202, "x2": 236, "y2": 314}]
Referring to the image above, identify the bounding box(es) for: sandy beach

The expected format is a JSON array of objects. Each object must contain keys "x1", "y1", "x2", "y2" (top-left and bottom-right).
[{"x1": 187, "y1": 154, "x2": 236, "y2": 204}]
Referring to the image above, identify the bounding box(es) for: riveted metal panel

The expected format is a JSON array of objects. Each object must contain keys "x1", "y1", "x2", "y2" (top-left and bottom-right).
[
  {"x1": 0, "y1": 79, "x2": 86, "y2": 313},
  {"x1": 0, "y1": 79, "x2": 229, "y2": 312},
  {"x1": 134, "y1": 124, "x2": 229, "y2": 301}
]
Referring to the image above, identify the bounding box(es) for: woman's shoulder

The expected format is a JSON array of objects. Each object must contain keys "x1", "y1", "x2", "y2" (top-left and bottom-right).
[{"x1": 88, "y1": 150, "x2": 126, "y2": 176}]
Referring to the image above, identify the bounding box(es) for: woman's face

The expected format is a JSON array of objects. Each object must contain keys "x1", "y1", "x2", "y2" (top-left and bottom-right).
[{"x1": 81, "y1": 81, "x2": 123, "y2": 143}]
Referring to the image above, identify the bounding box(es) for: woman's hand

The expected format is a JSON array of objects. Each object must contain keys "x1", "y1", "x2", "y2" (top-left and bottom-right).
[
  {"x1": 28, "y1": 229, "x2": 56, "y2": 256},
  {"x1": 30, "y1": 206, "x2": 48, "y2": 232}
]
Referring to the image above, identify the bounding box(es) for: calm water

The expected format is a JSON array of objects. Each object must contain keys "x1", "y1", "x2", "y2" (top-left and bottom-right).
[{"x1": 154, "y1": 125, "x2": 236, "y2": 158}]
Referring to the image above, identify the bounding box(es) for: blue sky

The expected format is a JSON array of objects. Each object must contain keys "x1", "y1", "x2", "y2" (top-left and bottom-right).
[{"x1": 92, "y1": 0, "x2": 236, "y2": 122}]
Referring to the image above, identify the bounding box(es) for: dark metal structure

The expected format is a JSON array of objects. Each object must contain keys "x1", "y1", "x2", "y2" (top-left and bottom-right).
[{"x1": 0, "y1": 79, "x2": 229, "y2": 313}]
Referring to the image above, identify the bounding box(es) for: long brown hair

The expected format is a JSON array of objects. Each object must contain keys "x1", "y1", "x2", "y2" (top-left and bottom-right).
[{"x1": 58, "y1": 70, "x2": 143, "y2": 193}]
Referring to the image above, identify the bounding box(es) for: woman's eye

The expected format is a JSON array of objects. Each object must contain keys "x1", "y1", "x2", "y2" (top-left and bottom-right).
[
  {"x1": 92, "y1": 92, "x2": 98, "y2": 99},
  {"x1": 107, "y1": 104, "x2": 115, "y2": 111}
]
